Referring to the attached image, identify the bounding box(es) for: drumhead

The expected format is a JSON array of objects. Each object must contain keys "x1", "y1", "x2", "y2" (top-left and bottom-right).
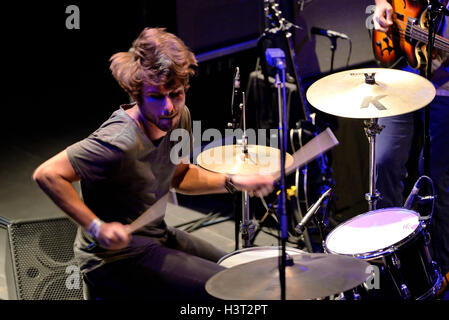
[
  {"x1": 325, "y1": 208, "x2": 420, "y2": 256},
  {"x1": 218, "y1": 246, "x2": 305, "y2": 268}
]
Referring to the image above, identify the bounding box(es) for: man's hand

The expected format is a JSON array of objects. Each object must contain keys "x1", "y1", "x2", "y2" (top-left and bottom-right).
[
  {"x1": 373, "y1": 0, "x2": 393, "y2": 32},
  {"x1": 231, "y1": 174, "x2": 275, "y2": 197},
  {"x1": 96, "y1": 222, "x2": 131, "y2": 250}
]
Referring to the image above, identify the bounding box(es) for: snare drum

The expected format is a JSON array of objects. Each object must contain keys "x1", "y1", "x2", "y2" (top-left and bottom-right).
[
  {"x1": 218, "y1": 246, "x2": 306, "y2": 268},
  {"x1": 325, "y1": 208, "x2": 443, "y2": 300}
]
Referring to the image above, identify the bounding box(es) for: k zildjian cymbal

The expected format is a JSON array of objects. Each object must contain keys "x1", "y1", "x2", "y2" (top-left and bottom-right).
[
  {"x1": 196, "y1": 144, "x2": 294, "y2": 176},
  {"x1": 206, "y1": 252, "x2": 372, "y2": 300},
  {"x1": 306, "y1": 68, "x2": 436, "y2": 119}
]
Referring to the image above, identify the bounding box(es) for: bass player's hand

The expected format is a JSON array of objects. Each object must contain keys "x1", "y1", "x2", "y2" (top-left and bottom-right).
[{"x1": 373, "y1": 0, "x2": 393, "y2": 32}]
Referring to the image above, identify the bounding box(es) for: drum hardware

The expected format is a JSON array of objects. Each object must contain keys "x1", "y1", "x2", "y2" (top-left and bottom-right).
[
  {"x1": 252, "y1": 186, "x2": 316, "y2": 250},
  {"x1": 353, "y1": 291, "x2": 362, "y2": 300},
  {"x1": 390, "y1": 253, "x2": 401, "y2": 269},
  {"x1": 400, "y1": 284, "x2": 412, "y2": 300},
  {"x1": 403, "y1": 176, "x2": 436, "y2": 224},
  {"x1": 265, "y1": 47, "x2": 290, "y2": 300},
  {"x1": 306, "y1": 68, "x2": 436, "y2": 119},
  {"x1": 324, "y1": 207, "x2": 444, "y2": 300},
  {"x1": 363, "y1": 117, "x2": 384, "y2": 210},
  {"x1": 306, "y1": 68, "x2": 436, "y2": 211},
  {"x1": 240, "y1": 90, "x2": 255, "y2": 248},
  {"x1": 196, "y1": 128, "x2": 338, "y2": 247},
  {"x1": 198, "y1": 66, "x2": 339, "y2": 301},
  {"x1": 387, "y1": 253, "x2": 412, "y2": 299},
  {"x1": 217, "y1": 246, "x2": 305, "y2": 268},
  {"x1": 206, "y1": 252, "x2": 372, "y2": 300},
  {"x1": 289, "y1": 121, "x2": 334, "y2": 253},
  {"x1": 295, "y1": 187, "x2": 333, "y2": 251},
  {"x1": 423, "y1": 230, "x2": 432, "y2": 246}
]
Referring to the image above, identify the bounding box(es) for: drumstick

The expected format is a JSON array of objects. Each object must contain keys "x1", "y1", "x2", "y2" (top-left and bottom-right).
[
  {"x1": 128, "y1": 193, "x2": 169, "y2": 234},
  {"x1": 254, "y1": 128, "x2": 338, "y2": 202},
  {"x1": 273, "y1": 127, "x2": 339, "y2": 181},
  {"x1": 84, "y1": 194, "x2": 169, "y2": 250}
]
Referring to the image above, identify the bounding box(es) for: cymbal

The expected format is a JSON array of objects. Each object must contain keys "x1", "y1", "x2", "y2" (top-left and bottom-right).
[
  {"x1": 206, "y1": 253, "x2": 371, "y2": 300},
  {"x1": 196, "y1": 144, "x2": 294, "y2": 175},
  {"x1": 306, "y1": 68, "x2": 436, "y2": 119}
]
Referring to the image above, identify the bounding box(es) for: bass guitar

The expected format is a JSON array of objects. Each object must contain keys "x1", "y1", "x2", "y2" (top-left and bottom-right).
[{"x1": 373, "y1": 0, "x2": 449, "y2": 69}]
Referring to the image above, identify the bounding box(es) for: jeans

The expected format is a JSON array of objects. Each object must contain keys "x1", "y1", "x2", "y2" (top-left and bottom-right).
[
  {"x1": 83, "y1": 226, "x2": 227, "y2": 300},
  {"x1": 375, "y1": 95, "x2": 449, "y2": 274}
]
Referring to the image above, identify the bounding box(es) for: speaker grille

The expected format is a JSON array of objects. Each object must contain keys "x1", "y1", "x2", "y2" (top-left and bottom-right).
[{"x1": 9, "y1": 218, "x2": 83, "y2": 300}]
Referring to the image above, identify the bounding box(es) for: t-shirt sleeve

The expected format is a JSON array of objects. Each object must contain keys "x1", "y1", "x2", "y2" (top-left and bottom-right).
[{"x1": 66, "y1": 137, "x2": 124, "y2": 182}]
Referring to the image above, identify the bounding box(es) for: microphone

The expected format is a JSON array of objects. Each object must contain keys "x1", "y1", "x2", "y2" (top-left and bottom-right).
[
  {"x1": 229, "y1": 67, "x2": 241, "y2": 129},
  {"x1": 311, "y1": 27, "x2": 349, "y2": 40},
  {"x1": 295, "y1": 188, "x2": 333, "y2": 234},
  {"x1": 403, "y1": 178, "x2": 422, "y2": 209},
  {"x1": 233, "y1": 67, "x2": 240, "y2": 91},
  {"x1": 231, "y1": 67, "x2": 240, "y2": 110}
]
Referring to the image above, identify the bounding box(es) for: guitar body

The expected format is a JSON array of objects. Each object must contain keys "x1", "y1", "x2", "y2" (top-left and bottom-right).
[{"x1": 373, "y1": 0, "x2": 428, "y2": 69}]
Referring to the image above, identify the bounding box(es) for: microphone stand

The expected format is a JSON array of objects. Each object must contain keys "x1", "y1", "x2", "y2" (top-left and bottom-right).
[
  {"x1": 329, "y1": 37, "x2": 337, "y2": 73},
  {"x1": 295, "y1": 188, "x2": 333, "y2": 250},
  {"x1": 260, "y1": 0, "x2": 311, "y2": 122},
  {"x1": 268, "y1": 49, "x2": 288, "y2": 301}
]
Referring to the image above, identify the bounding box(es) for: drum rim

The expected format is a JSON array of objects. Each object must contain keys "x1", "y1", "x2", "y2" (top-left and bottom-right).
[
  {"x1": 217, "y1": 245, "x2": 304, "y2": 265},
  {"x1": 324, "y1": 207, "x2": 423, "y2": 259}
]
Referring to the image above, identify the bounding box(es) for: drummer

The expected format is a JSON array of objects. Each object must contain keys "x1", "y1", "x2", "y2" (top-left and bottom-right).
[{"x1": 32, "y1": 27, "x2": 274, "y2": 300}]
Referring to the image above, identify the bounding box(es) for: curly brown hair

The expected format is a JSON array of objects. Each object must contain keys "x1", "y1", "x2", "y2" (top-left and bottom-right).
[{"x1": 109, "y1": 28, "x2": 197, "y2": 105}]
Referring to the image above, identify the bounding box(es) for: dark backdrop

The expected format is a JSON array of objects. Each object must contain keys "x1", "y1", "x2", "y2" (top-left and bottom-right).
[{"x1": 2, "y1": 1, "x2": 382, "y2": 221}]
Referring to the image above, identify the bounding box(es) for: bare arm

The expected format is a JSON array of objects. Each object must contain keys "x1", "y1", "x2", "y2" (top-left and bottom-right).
[
  {"x1": 33, "y1": 150, "x2": 130, "y2": 249},
  {"x1": 172, "y1": 163, "x2": 274, "y2": 197},
  {"x1": 33, "y1": 150, "x2": 96, "y2": 229}
]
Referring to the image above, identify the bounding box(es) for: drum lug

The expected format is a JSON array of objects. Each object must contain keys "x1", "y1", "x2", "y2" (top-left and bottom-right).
[
  {"x1": 391, "y1": 254, "x2": 401, "y2": 269},
  {"x1": 333, "y1": 292, "x2": 346, "y2": 300},
  {"x1": 352, "y1": 291, "x2": 362, "y2": 300},
  {"x1": 423, "y1": 230, "x2": 431, "y2": 246},
  {"x1": 240, "y1": 220, "x2": 256, "y2": 241},
  {"x1": 400, "y1": 284, "x2": 412, "y2": 300}
]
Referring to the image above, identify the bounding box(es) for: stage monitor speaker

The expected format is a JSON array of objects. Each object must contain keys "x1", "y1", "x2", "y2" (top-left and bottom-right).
[{"x1": 0, "y1": 215, "x2": 83, "y2": 300}]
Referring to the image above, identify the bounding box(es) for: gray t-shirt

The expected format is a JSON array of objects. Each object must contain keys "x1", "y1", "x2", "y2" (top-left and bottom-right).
[{"x1": 66, "y1": 104, "x2": 192, "y2": 273}]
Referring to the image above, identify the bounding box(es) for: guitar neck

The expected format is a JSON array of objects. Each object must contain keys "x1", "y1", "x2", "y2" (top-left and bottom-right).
[{"x1": 408, "y1": 22, "x2": 449, "y2": 53}]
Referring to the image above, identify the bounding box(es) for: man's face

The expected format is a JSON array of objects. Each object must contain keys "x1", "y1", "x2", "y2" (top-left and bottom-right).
[{"x1": 139, "y1": 84, "x2": 186, "y2": 132}]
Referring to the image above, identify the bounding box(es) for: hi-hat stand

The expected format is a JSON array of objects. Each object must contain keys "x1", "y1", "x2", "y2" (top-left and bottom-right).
[{"x1": 229, "y1": 67, "x2": 257, "y2": 249}]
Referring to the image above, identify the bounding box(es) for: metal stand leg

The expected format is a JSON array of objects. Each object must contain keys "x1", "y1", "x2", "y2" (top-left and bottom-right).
[
  {"x1": 241, "y1": 191, "x2": 256, "y2": 248},
  {"x1": 364, "y1": 118, "x2": 384, "y2": 211}
]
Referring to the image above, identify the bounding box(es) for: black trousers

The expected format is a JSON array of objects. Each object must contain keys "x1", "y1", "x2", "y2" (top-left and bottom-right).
[{"x1": 83, "y1": 226, "x2": 228, "y2": 300}]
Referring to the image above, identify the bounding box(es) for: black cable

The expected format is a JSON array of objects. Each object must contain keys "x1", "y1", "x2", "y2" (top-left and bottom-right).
[{"x1": 346, "y1": 38, "x2": 352, "y2": 69}]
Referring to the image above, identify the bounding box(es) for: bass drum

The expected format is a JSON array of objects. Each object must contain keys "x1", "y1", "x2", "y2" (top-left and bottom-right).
[
  {"x1": 325, "y1": 208, "x2": 443, "y2": 300},
  {"x1": 218, "y1": 246, "x2": 306, "y2": 268}
]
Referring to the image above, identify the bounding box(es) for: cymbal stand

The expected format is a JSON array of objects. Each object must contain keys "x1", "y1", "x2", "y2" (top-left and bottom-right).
[
  {"x1": 240, "y1": 92, "x2": 257, "y2": 248},
  {"x1": 363, "y1": 118, "x2": 384, "y2": 211}
]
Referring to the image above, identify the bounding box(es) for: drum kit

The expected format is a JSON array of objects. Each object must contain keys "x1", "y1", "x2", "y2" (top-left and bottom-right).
[{"x1": 198, "y1": 68, "x2": 444, "y2": 300}]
